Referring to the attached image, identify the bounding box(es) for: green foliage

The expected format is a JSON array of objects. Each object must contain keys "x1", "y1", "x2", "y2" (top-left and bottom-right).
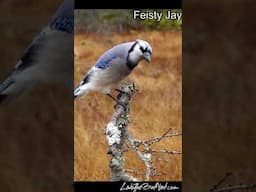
[
  {"x1": 75, "y1": 9, "x2": 182, "y2": 34},
  {"x1": 141, "y1": 9, "x2": 182, "y2": 30}
]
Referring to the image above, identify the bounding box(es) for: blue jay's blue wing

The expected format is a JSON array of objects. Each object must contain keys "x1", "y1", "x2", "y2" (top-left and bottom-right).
[
  {"x1": 94, "y1": 52, "x2": 118, "y2": 69},
  {"x1": 0, "y1": 0, "x2": 74, "y2": 104},
  {"x1": 14, "y1": 0, "x2": 74, "y2": 72},
  {"x1": 49, "y1": 0, "x2": 74, "y2": 34}
]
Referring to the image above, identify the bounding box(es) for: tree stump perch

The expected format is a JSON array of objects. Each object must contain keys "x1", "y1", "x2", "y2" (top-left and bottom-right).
[{"x1": 105, "y1": 83, "x2": 137, "y2": 181}]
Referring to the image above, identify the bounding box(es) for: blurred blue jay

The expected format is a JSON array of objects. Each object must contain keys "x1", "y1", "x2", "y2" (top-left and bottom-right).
[
  {"x1": 0, "y1": 0, "x2": 74, "y2": 103},
  {"x1": 74, "y1": 39, "x2": 152, "y2": 100}
]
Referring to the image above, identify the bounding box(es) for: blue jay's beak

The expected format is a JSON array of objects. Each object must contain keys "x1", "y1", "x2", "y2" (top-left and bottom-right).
[{"x1": 143, "y1": 52, "x2": 151, "y2": 63}]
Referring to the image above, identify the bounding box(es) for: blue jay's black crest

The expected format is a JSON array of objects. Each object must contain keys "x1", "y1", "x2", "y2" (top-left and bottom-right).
[{"x1": 74, "y1": 39, "x2": 153, "y2": 99}]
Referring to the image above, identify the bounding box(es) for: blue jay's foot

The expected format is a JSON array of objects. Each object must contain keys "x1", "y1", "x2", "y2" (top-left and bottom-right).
[
  {"x1": 115, "y1": 89, "x2": 132, "y2": 101},
  {"x1": 106, "y1": 93, "x2": 127, "y2": 109}
]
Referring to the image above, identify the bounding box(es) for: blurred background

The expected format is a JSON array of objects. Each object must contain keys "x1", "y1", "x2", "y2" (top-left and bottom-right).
[
  {"x1": 183, "y1": 1, "x2": 256, "y2": 191},
  {"x1": 0, "y1": 1, "x2": 73, "y2": 192},
  {"x1": 74, "y1": 9, "x2": 182, "y2": 181},
  {"x1": 75, "y1": 9, "x2": 181, "y2": 34}
]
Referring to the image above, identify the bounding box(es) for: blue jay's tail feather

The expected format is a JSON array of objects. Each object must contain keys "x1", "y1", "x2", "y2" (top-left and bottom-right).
[
  {"x1": 74, "y1": 87, "x2": 79, "y2": 98},
  {"x1": 74, "y1": 84, "x2": 90, "y2": 99},
  {"x1": 0, "y1": 74, "x2": 15, "y2": 103},
  {"x1": 74, "y1": 87, "x2": 83, "y2": 98},
  {"x1": 0, "y1": 72, "x2": 37, "y2": 104}
]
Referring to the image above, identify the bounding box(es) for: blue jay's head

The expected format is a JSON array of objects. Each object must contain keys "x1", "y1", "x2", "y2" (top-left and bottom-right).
[{"x1": 128, "y1": 39, "x2": 152, "y2": 64}]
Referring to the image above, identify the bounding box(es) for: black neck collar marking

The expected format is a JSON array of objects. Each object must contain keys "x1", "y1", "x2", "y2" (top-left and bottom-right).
[{"x1": 126, "y1": 41, "x2": 138, "y2": 70}]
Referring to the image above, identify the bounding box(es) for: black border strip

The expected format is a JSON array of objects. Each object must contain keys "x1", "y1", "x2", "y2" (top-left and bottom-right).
[
  {"x1": 75, "y1": 0, "x2": 182, "y2": 9},
  {"x1": 74, "y1": 182, "x2": 182, "y2": 192}
]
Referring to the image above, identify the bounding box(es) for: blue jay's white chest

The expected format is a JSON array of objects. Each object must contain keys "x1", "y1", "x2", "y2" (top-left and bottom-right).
[{"x1": 89, "y1": 58, "x2": 131, "y2": 93}]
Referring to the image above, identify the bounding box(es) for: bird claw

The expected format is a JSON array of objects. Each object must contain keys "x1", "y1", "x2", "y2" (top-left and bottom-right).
[
  {"x1": 114, "y1": 89, "x2": 126, "y2": 94},
  {"x1": 106, "y1": 93, "x2": 127, "y2": 109}
]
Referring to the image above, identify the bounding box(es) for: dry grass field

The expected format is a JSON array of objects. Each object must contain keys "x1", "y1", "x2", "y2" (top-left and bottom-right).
[{"x1": 74, "y1": 30, "x2": 182, "y2": 181}]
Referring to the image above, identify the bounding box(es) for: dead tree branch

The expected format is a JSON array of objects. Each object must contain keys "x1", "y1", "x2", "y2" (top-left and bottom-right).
[
  {"x1": 149, "y1": 149, "x2": 182, "y2": 155},
  {"x1": 127, "y1": 132, "x2": 152, "y2": 181},
  {"x1": 105, "y1": 83, "x2": 137, "y2": 181},
  {"x1": 105, "y1": 83, "x2": 182, "y2": 181},
  {"x1": 124, "y1": 128, "x2": 181, "y2": 152}
]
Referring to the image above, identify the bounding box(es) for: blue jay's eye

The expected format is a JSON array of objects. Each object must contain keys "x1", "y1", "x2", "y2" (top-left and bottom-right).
[
  {"x1": 140, "y1": 46, "x2": 152, "y2": 55},
  {"x1": 140, "y1": 46, "x2": 147, "y2": 53}
]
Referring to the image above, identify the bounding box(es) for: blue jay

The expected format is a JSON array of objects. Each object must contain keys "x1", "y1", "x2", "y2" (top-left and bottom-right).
[
  {"x1": 74, "y1": 39, "x2": 152, "y2": 100},
  {"x1": 0, "y1": 0, "x2": 74, "y2": 103}
]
